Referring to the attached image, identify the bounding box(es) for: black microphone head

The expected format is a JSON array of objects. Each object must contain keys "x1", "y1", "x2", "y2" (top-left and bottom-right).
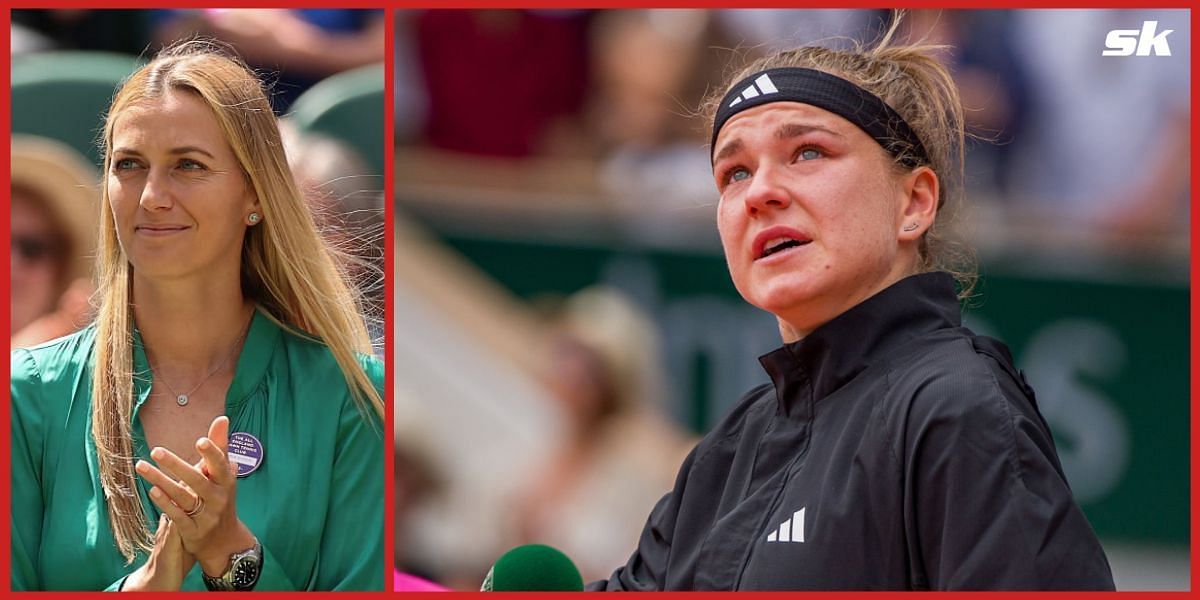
[{"x1": 481, "y1": 544, "x2": 584, "y2": 591}]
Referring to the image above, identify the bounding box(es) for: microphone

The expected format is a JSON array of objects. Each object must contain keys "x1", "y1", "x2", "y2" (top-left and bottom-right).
[{"x1": 480, "y1": 544, "x2": 584, "y2": 591}]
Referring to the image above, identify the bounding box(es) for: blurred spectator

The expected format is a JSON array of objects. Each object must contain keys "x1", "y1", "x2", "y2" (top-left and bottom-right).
[
  {"x1": 588, "y1": 10, "x2": 721, "y2": 207},
  {"x1": 394, "y1": 394, "x2": 443, "y2": 583},
  {"x1": 153, "y1": 9, "x2": 385, "y2": 111},
  {"x1": 11, "y1": 10, "x2": 152, "y2": 55},
  {"x1": 11, "y1": 22, "x2": 54, "y2": 55},
  {"x1": 410, "y1": 10, "x2": 592, "y2": 158},
  {"x1": 1005, "y1": 9, "x2": 1190, "y2": 241},
  {"x1": 901, "y1": 10, "x2": 1032, "y2": 198},
  {"x1": 393, "y1": 10, "x2": 427, "y2": 145},
  {"x1": 507, "y1": 287, "x2": 694, "y2": 582},
  {"x1": 587, "y1": 10, "x2": 710, "y2": 153},
  {"x1": 11, "y1": 135, "x2": 99, "y2": 348},
  {"x1": 713, "y1": 8, "x2": 884, "y2": 52}
]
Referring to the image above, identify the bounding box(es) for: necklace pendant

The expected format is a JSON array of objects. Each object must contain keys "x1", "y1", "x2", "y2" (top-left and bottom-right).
[{"x1": 176, "y1": 394, "x2": 189, "y2": 407}]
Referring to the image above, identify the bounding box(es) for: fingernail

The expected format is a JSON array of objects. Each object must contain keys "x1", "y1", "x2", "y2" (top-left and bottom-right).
[
  {"x1": 198, "y1": 438, "x2": 212, "y2": 450},
  {"x1": 151, "y1": 448, "x2": 164, "y2": 459},
  {"x1": 150, "y1": 487, "x2": 162, "y2": 499}
]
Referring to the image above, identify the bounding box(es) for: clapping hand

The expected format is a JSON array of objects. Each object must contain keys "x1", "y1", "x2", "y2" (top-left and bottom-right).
[
  {"x1": 135, "y1": 416, "x2": 257, "y2": 582},
  {"x1": 120, "y1": 514, "x2": 195, "y2": 591}
]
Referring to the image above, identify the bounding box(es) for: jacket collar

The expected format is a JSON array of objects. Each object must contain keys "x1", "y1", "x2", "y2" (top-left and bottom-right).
[
  {"x1": 225, "y1": 308, "x2": 280, "y2": 409},
  {"x1": 758, "y1": 272, "x2": 961, "y2": 412}
]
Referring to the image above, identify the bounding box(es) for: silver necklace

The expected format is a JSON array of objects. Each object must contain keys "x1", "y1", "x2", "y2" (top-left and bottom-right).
[{"x1": 149, "y1": 319, "x2": 251, "y2": 407}]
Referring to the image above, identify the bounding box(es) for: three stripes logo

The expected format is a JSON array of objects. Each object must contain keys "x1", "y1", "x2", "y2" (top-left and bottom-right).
[
  {"x1": 766, "y1": 507, "x2": 806, "y2": 543},
  {"x1": 728, "y1": 74, "x2": 779, "y2": 108}
]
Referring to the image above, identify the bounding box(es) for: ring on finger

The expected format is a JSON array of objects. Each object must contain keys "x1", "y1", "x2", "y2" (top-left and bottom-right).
[{"x1": 185, "y1": 494, "x2": 205, "y2": 517}]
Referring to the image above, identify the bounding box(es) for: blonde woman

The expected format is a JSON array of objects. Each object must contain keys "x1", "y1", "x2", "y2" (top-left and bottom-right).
[{"x1": 10, "y1": 42, "x2": 385, "y2": 591}]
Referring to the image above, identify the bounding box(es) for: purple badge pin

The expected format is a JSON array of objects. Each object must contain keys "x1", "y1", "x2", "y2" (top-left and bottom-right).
[{"x1": 228, "y1": 432, "x2": 264, "y2": 478}]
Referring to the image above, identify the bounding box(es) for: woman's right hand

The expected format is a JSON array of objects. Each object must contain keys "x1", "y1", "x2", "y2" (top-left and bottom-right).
[{"x1": 121, "y1": 514, "x2": 196, "y2": 591}]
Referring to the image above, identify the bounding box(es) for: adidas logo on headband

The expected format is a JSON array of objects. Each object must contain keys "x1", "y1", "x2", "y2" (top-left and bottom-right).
[
  {"x1": 728, "y1": 74, "x2": 779, "y2": 108},
  {"x1": 712, "y1": 67, "x2": 931, "y2": 167}
]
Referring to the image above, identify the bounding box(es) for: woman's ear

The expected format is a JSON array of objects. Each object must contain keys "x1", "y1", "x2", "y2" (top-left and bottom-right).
[{"x1": 898, "y1": 166, "x2": 938, "y2": 241}]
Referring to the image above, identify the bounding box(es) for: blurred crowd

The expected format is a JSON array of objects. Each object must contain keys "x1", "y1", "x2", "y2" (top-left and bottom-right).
[
  {"x1": 11, "y1": 9, "x2": 386, "y2": 353},
  {"x1": 393, "y1": 277, "x2": 696, "y2": 588},
  {"x1": 13, "y1": 9, "x2": 384, "y2": 111},
  {"x1": 393, "y1": 8, "x2": 1190, "y2": 251}
]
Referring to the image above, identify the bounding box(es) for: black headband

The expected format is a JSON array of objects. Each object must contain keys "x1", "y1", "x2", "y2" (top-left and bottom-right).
[{"x1": 711, "y1": 67, "x2": 930, "y2": 168}]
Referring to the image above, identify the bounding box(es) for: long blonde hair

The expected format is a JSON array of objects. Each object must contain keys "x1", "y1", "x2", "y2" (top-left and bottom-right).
[{"x1": 92, "y1": 40, "x2": 383, "y2": 561}]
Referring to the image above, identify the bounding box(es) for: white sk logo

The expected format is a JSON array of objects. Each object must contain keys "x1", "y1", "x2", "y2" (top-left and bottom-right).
[
  {"x1": 728, "y1": 74, "x2": 779, "y2": 107},
  {"x1": 766, "y1": 507, "x2": 805, "y2": 543},
  {"x1": 1103, "y1": 21, "x2": 1173, "y2": 56}
]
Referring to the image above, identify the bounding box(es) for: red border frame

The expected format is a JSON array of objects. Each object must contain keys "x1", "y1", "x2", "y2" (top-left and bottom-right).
[
  {"x1": 1190, "y1": 6, "x2": 1197, "y2": 597},
  {"x1": 4, "y1": 3, "x2": 1197, "y2": 598},
  {"x1": 2, "y1": 4, "x2": 11, "y2": 594}
]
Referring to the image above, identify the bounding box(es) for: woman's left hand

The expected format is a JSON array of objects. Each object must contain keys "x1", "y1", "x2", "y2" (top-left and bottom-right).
[
  {"x1": 135, "y1": 416, "x2": 257, "y2": 577},
  {"x1": 120, "y1": 514, "x2": 196, "y2": 591}
]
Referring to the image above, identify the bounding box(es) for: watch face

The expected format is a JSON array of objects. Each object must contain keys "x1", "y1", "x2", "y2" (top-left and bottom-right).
[{"x1": 231, "y1": 555, "x2": 261, "y2": 588}]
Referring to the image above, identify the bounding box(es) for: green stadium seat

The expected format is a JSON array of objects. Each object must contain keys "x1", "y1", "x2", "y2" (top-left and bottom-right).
[
  {"x1": 11, "y1": 51, "x2": 142, "y2": 169},
  {"x1": 289, "y1": 63, "x2": 385, "y2": 177}
]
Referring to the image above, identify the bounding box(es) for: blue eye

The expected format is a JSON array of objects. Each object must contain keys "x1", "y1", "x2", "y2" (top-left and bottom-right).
[
  {"x1": 797, "y1": 148, "x2": 822, "y2": 161},
  {"x1": 728, "y1": 167, "x2": 750, "y2": 184},
  {"x1": 179, "y1": 158, "x2": 206, "y2": 170},
  {"x1": 113, "y1": 158, "x2": 139, "y2": 171}
]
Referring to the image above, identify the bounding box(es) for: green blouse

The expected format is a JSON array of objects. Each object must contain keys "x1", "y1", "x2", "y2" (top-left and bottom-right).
[{"x1": 10, "y1": 309, "x2": 385, "y2": 591}]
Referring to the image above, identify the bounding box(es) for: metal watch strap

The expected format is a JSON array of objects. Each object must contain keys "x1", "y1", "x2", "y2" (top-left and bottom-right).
[{"x1": 202, "y1": 541, "x2": 262, "y2": 591}]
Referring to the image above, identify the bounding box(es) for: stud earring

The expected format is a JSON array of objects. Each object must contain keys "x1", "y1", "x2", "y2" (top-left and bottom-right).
[
  {"x1": 248, "y1": 213, "x2": 261, "y2": 224},
  {"x1": 902, "y1": 222, "x2": 919, "y2": 232}
]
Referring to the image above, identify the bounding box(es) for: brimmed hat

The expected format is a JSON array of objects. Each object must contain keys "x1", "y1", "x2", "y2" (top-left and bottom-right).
[
  {"x1": 557, "y1": 286, "x2": 664, "y2": 412},
  {"x1": 11, "y1": 134, "x2": 100, "y2": 281}
]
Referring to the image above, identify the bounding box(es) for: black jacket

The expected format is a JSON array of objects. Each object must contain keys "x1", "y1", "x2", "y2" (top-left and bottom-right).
[{"x1": 590, "y1": 273, "x2": 1114, "y2": 591}]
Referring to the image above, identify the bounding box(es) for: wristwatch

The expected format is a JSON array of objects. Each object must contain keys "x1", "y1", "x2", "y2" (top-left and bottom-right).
[{"x1": 202, "y1": 541, "x2": 263, "y2": 591}]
